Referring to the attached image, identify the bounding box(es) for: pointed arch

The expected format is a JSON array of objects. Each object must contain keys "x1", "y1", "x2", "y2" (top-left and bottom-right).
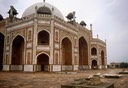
[
  {"x1": 91, "y1": 47, "x2": 97, "y2": 55},
  {"x1": 0, "y1": 33, "x2": 4, "y2": 70},
  {"x1": 37, "y1": 53, "x2": 49, "y2": 71},
  {"x1": 38, "y1": 30, "x2": 50, "y2": 45},
  {"x1": 61, "y1": 37, "x2": 72, "y2": 65},
  {"x1": 11, "y1": 35, "x2": 24, "y2": 65},
  {"x1": 101, "y1": 50, "x2": 105, "y2": 65},
  {"x1": 79, "y1": 36, "x2": 88, "y2": 65}
]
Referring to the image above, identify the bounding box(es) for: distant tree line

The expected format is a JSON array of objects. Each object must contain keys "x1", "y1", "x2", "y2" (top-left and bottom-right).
[{"x1": 120, "y1": 62, "x2": 128, "y2": 68}]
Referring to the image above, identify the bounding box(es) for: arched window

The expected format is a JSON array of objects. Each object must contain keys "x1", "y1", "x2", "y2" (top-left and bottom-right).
[
  {"x1": 28, "y1": 30, "x2": 32, "y2": 40},
  {"x1": 38, "y1": 30, "x2": 49, "y2": 45},
  {"x1": 91, "y1": 47, "x2": 97, "y2": 55}
]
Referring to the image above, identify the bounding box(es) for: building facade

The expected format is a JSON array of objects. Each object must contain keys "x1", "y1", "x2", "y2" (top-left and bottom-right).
[
  {"x1": 110, "y1": 62, "x2": 121, "y2": 68},
  {"x1": 0, "y1": 2, "x2": 107, "y2": 72}
]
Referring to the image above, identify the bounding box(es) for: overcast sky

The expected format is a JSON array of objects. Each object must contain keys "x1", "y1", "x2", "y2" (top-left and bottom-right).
[{"x1": 0, "y1": 0, "x2": 128, "y2": 64}]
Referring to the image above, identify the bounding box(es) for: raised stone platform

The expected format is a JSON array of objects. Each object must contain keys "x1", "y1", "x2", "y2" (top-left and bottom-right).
[
  {"x1": 61, "y1": 76, "x2": 114, "y2": 88},
  {"x1": 119, "y1": 71, "x2": 128, "y2": 74},
  {"x1": 103, "y1": 74, "x2": 122, "y2": 78},
  {"x1": 56, "y1": 72, "x2": 77, "y2": 74},
  {"x1": 61, "y1": 83, "x2": 114, "y2": 88}
]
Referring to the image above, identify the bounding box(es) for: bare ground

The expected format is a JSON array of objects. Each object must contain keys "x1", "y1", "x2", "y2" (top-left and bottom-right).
[{"x1": 0, "y1": 69, "x2": 128, "y2": 88}]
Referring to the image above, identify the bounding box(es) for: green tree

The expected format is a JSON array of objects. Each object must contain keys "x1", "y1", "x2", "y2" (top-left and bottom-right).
[{"x1": 120, "y1": 62, "x2": 128, "y2": 68}]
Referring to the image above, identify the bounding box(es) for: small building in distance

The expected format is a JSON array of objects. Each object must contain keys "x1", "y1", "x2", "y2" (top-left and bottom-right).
[
  {"x1": 0, "y1": 1, "x2": 107, "y2": 72},
  {"x1": 110, "y1": 62, "x2": 121, "y2": 68}
]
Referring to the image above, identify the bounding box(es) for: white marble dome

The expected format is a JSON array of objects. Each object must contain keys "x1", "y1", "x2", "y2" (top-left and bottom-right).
[{"x1": 22, "y1": 2, "x2": 64, "y2": 19}]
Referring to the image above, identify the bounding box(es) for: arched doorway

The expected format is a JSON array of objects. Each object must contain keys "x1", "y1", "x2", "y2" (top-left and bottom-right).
[
  {"x1": 38, "y1": 30, "x2": 49, "y2": 45},
  {"x1": 92, "y1": 60, "x2": 97, "y2": 69},
  {"x1": 91, "y1": 47, "x2": 97, "y2": 55},
  {"x1": 11, "y1": 35, "x2": 24, "y2": 71},
  {"x1": 115, "y1": 65, "x2": 119, "y2": 68},
  {"x1": 79, "y1": 37, "x2": 88, "y2": 69},
  {"x1": 0, "y1": 33, "x2": 4, "y2": 71},
  {"x1": 62, "y1": 37, "x2": 72, "y2": 65},
  {"x1": 101, "y1": 50, "x2": 105, "y2": 65},
  {"x1": 37, "y1": 53, "x2": 49, "y2": 71}
]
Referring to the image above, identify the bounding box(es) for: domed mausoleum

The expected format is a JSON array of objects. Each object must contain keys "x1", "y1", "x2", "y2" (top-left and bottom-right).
[{"x1": 0, "y1": 1, "x2": 107, "y2": 72}]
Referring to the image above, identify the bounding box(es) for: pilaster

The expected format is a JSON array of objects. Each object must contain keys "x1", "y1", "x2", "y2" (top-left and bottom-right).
[
  {"x1": 32, "y1": 12, "x2": 37, "y2": 72},
  {"x1": 49, "y1": 15, "x2": 54, "y2": 72}
]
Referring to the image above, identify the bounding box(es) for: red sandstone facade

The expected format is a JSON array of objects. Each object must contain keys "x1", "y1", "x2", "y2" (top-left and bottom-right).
[{"x1": 0, "y1": 2, "x2": 107, "y2": 72}]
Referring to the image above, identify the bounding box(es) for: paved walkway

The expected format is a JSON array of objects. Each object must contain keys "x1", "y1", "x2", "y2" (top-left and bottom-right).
[{"x1": 0, "y1": 69, "x2": 128, "y2": 88}]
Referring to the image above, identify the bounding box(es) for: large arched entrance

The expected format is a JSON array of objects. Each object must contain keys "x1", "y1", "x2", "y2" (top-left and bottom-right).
[
  {"x1": 38, "y1": 30, "x2": 49, "y2": 45},
  {"x1": 11, "y1": 35, "x2": 24, "y2": 71},
  {"x1": 101, "y1": 50, "x2": 105, "y2": 65},
  {"x1": 92, "y1": 60, "x2": 97, "y2": 69},
  {"x1": 0, "y1": 33, "x2": 4, "y2": 71},
  {"x1": 79, "y1": 37, "x2": 88, "y2": 69},
  {"x1": 62, "y1": 37, "x2": 72, "y2": 65},
  {"x1": 37, "y1": 53, "x2": 49, "y2": 71}
]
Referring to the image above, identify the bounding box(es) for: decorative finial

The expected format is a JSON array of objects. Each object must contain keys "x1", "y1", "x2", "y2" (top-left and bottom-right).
[
  {"x1": 35, "y1": 6, "x2": 38, "y2": 14},
  {"x1": 52, "y1": 7, "x2": 54, "y2": 11},
  {"x1": 90, "y1": 24, "x2": 92, "y2": 30},
  {"x1": 97, "y1": 34, "x2": 98, "y2": 38},
  {"x1": 105, "y1": 39, "x2": 106, "y2": 42},
  {"x1": 72, "y1": 11, "x2": 76, "y2": 21},
  {"x1": 35, "y1": 6, "x2": 37, "y2": 10}
]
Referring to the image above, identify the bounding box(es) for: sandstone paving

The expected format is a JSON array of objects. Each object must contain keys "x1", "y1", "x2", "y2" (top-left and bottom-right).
[{"x1": 0, "y1": 69, "x2": 128, "y2": 88}]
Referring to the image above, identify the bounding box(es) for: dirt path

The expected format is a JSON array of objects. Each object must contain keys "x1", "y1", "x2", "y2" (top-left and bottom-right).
[{"x1": 0, "y1": 69, "x2": 127, "y2": 88}]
